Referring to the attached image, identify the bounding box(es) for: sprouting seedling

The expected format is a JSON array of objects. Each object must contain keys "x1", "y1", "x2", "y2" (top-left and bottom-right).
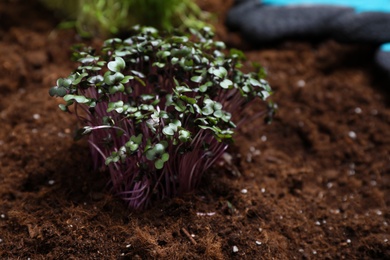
[
  {"x1": 39, "y1": 0, "x2": 212, "y2": 38},
  {"x1": 50, "y1": 26, "x2": 272, "y2": 210}
]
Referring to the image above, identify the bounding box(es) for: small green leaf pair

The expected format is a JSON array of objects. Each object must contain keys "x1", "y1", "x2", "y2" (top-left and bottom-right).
[{"x1": 145, "y1": 142, "x2": 169, "y2": 169}]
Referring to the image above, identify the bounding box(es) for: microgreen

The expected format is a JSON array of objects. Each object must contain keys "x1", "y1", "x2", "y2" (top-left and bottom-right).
[
  {"x1": 50, "y1": 26, "x2": 272, "y2": 210},
  {"x1": 39, "y1": 0, "x2": 211, "y2": 37}
]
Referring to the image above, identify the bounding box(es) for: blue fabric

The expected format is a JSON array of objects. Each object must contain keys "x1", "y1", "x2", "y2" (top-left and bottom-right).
[
  {"x1": 227, "y1": 0, "x2": 390, "y2": 75},
  {"x1": 262, "y1": 0, "x2": 390, "y2": 13},
  {"x1": 261, "y1": 0, "x2": 390, "y2": 53},
  {"x1": 381, "y1": 43, "x2": 390, "y2": 51}
]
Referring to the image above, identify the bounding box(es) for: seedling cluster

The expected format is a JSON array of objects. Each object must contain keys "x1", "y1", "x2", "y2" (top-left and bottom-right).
[
  {"x1": 50, "y1": 26, "x2": 272, "y2": 210},
  {"x1": 40, "y1": 0, "x2": 210, "y2": 37}
]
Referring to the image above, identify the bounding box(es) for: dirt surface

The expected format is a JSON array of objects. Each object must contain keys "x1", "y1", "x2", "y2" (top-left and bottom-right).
[{"x1": 1, "y1": 0, "x2": 389, "y2": 259}]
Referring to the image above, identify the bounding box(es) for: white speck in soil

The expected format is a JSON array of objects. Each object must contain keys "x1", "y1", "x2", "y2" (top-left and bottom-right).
[
  {"x1": 384, "y1": 239, "x2": 388, "y2": 243},
  {"x1": 0, "y1": 214, "x2": 5, "y2": 219},
  {"x1": 330, "y1": 209, "x2": 340, "y2": 214},
  {"x1": 376, "y1": 210, "x2": 382, "y2": 216},
  {"x1": 298, "y1": 249, "x2": 304, "y2": 253},
  {"x1": 255, "y1": 241, "x2": 262, "y2": 245},
  {"x1": 57, "y1": 132, "x2": 67, "y2": 138},
  {"x1": 48, "y1": 180, "x2": 55, "y2": 185},
  {"x1": 327, "y1": 182, "x2": 333, "y2": 189},
  {"x1": 315, "y1": 221, "x2": 321, "y2": 226},
  {"x1": 261, "y1": 135, "x2": 267, "y2": 142},
  {"x1": 297, "y1": 79, "x2": 305, "y2": 87},
  {"x1": 126, "y1": 244, "x2": 131, "y2": 248},
  {"x1": 232, "y1": 246, "x2": 239, "y2": 253},
  {"x1": 222, "y1": 152, "x2": 233, "y2": 164},
  {"x1": 370, "y1": 180, "x2": 377, "y2": 186},
  {"x1": 354, "y1": 107, "x2": 362, "y2": 114},
  {"x1": 346, "y1": 239, "x2": 351, "y2": 244},
  {"x1": 241, "y1": 189, "x2": 248, "y2": 194},
  {"x1": 261, "y1": 188, "x2": 266, "y2": 193},
  {"x1": 348, "y1": 131, "x2": 357, "y2": 139},
  {"x1": 258, "y1": 228, "x2": 263, "y2": 232},
  {"x1": 33, "y1": 113, "x2": 40, "y2": 120}
]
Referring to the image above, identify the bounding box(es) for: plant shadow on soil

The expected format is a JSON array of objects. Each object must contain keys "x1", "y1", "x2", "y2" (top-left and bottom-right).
[{"x1": 0, "y1": 0, "x2": 389, "y2": 259}]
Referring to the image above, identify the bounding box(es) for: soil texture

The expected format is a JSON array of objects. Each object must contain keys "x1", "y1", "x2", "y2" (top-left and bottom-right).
[{"x1": 0, "y1": 0, "x2": 389, "y2": 259}]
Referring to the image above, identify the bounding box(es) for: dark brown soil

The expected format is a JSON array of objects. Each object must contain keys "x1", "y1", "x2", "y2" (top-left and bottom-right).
[{"x1": 1, "y1": 0, "x2": 389, "y2": 259}]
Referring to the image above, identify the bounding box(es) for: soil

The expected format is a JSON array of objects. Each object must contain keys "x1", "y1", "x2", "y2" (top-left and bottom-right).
[{"x1": 0, "y1": 0, "x2": 389, "y2": 259}]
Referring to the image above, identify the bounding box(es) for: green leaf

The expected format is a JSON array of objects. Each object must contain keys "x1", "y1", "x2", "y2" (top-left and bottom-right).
[
  {"x1": 121, "y1": 75, "x2": 133, "y2": 84},
  {"x1": 220, "y1": 79, "x2": 233, "y2": 89},
  {"x1": 209, "y1": 67, "x2": 227, "y2": 78},
  {"x1": 78, "y1": 56, "x2": 98, "y2": 64},
  {"x1": 63, "y1": 94, "x2": 90, "y2": 104},
  {"x1": 249, "y1": 78, "x2": 262, "y2": 87},
  {"x1": 107, "y1": 100, "x2": 124, "y2": 113},
  {"x1": 88, "y1": 75, "x2": 104, "y2": 84},
  {"x1": 58, "y1": 104, "x2": 68, "y2": 112},
  {"x1": 104, "y1": 72, "x2": 125, "y2": 85},
  {"x1": 131, "y1": 134, "x2": 143, "y2": 144},
  {"x1": 125, "y1": 139, "x2": 139, "y2": 152},
  {"x1": 155, "y1": 153, "x2": 169, "y2": 169},
  {"x1": 145, "y1": 149, "x2": 156, "y2": 161},
  {"x1": 105, "y1": 152, "x2": 120, "y2": 165},
  {"x1": 74, "y1": 126, "x2": 92, "y2": 141},
  {"x1": 179, "y1": 130, "x2": 191, "y2": 142},
  {"x1": 173, "y1": 100, "x2": 186, "y2": 112},
  {"x1": 202, "y1": 106, "x2": 213, "y2": 116},
  {"x1": 162, "y1": 126, "x2": 174, "y2": 136},
  {"x1": 213, "y1": 102, "x2": 223, "y2": 110},
  {"x1": 191, "y1": 75, "x2": 203, "y2": 83},
  {"x1": 72, "y1": 72, "x2": 88, "y2": 85},
  {"x1": 199, "y1": 81, "x2": 213, "y2": 92},
  {"x1": 229, "y1": 48, "x2": 246, "y2": 60},
  {"x1": 56, "y1": 78, "x2": 72, "y2": 88},
  {"x1": 163, "y1": 122, "x2": 180, "y2": 136},
  {"x1": 153, "y1": 62, "x2": 165, "y2": 68},
  {"x1": 214, "y1": 41, "x2": 226, "y2": 49},
  {"x1": 157, "y1": 50, "x2": 170, "y2": 59},
  {"x1": 107, "y1": 57, "x2": 125, "y2": 72},
  {"x1": 180, "y1": 95, "x2": 196, "y2": 105},
  {"x1": 109, "y1": 83, "x2": 125, "y2": 94},
  {"x1": 213, "y1": 110, "x2": 223, "y2": 118},
  {"x1": 49, "y1": 86, "x2": 67, "y2": 97}
]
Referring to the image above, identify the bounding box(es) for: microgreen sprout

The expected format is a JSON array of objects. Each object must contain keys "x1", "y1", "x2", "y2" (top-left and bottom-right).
[
  {"x1": 50, "y1": 26, "x2": 272, "y2": 210},
  {"x1": 39, "y1": 0, "x2": 211, "y2": 37}
]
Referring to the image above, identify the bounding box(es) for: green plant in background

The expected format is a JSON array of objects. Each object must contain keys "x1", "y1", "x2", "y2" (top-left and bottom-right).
[
  {"x1": 49, "y1": 26, "x2": 272, "y2": 210},
  {"x1": 40, "y1": 0, "x2": 211, "y2": 37}
]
